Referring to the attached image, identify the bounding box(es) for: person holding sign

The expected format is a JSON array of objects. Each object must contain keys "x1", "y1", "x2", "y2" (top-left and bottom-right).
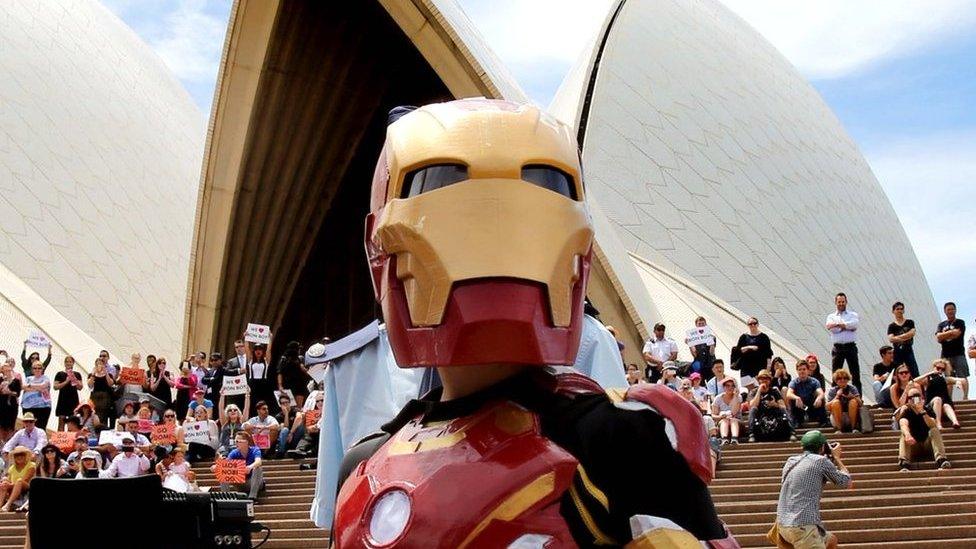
[
  {"x1": 686, "y1": 316, "x2": 717, "y2": 381},
  {"x1": 183, "y1": 406, "x2": 219, "y2": 463},
  {"x1": 246, "y1": 343, "x2": 277, "y2": 416},
  {"x1": 20, "y1": 340, "x2": 51, "y2": 376},
  {"x1": 244, "y1": 401, "x2": 280, "y2": 456},
  {"x1": 286, "y1": 394, "x2": 323, "y2": 458},
  {"x1": 21, "y1": 361, "x2": 52, "y2": 430},
  {"x1": 54, "y1": 355, "x2": 84, "y2": 431},
  {"x1": 217, "y1": 389, "x2": 250, "y2": 457},
  {"x1": 211, "y1": 432, "x2": 263, "y2": 500}
]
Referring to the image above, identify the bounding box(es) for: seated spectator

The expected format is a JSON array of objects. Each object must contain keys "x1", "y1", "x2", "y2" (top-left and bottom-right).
[
  {"x1": 36, "y1": 444, "x2": 67, "y2": 479},
  {"x1": 872, "y1": 346, "x2": 896, "y2": 406},
  {"x1": 287, "y1": 395, "x2": 324, "y2": 458},
  {"x1": 101, "y1": 435, "x2": 150, "y2": 478},
  {"x1": 187, "y1": 389, "x2": 214, "y2": 421},
  {"x1": 805, "y1": 354, "x2": 829, "y2": 394},
  {"x1": 0, "y1": 446, "x2": 35, "y2": 512},
  {"x1": 689, "y1": 372, "x2": 709, "y2": 403},
  {"x1": 625, "y1": 363, "x2": 643, "y2": 385},
  {"x1": 117, "y1": 402, "x2": 138, "y2": 428},
  {"x1": 889, "y1": 364, "x2": 915, "y2": 410},
  {"x1": 158, "y1": 445, "x2": 196, "y2": 486},
  {"x1": 122, "y1": 417, "x2": 153, "y2": 455},
  {"x1": 63, "y1": 435, "x2": 100, "y2": 477},
  {"x1": 135, "y1": 405, "x2": 155, "y2": 440},
  {"x1": 275, "y1": 394, "x2": 301, "y2": 458},
  {"x1": 218, "y1": 390, "x2": 250, "y2": 457},
  {"x1": 658, "y1": 363, "x2": 681, "y2": 390},
  {"x1": 748, "y1": 369, "x2": 792, "y2": 442},
  {"x1": 678, "y1": 379, "x2": 709, "y2": 414},
  {"x1": 184, "y1": 405, "x2": 219, "y2": 463},
  {"x1": 913, "y1": 359, "x2": 962, "y2": 430},
  {"x1": 244, "y1": 401, "x2": 280, "y2": 457},
  {"x1": 76, "y1": 450, "x2": 102, "y2": 478},
  {"x1": 786, "y1": 361, "x2": 828, "y2": 427},
  {"x1": 2, "y1": 413, "x2": 46, "y2": 461},
  {"x1": 770, "y1": 357, "x2": 791, "y2": 391},
  {"x1": 213, "y1": 432, "x2": 264, "y2": 500},
  {"x1": 826, "y1": 369, "x2": 863, "y2": 433},
  {"x1": 711, "y1": 378, "x2": 742, "y2": 445},
  {"x1": 705, "y1": 360, "x2": 729, "y2": 396},
  {"x1": 896, "y1": 387, "x2": 951, "y2": 471}
]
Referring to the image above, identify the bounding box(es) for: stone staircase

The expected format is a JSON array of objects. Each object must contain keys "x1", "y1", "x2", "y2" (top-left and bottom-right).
[{"x1": 713, "y1": 400, "x2": 976, "y2": 547}]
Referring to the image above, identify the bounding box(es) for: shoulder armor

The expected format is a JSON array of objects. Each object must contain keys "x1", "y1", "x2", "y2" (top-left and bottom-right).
[
  {"x1": 537, "y1": 366, "x2": 604, "y2": 397},
  {"x1": 619, "y1": 383, "x2": 713, "y2": 483}
]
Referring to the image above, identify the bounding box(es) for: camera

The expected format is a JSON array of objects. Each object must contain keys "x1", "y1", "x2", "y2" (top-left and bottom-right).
[{"x1": 911, "y1": 396, "x2": 922, "y2": 405}]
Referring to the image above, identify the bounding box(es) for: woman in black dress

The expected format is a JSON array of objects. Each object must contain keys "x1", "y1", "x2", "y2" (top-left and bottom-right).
[
  {"x1": 53, "y1": 356, "x2": 84, "y2": 430},
  {"x1": 148, "y1": 356, "x2": 174, "y2": 409},
  {"x1": 0, "y1": 359, "x2": 22, "y2": 443},
  {"x1": 87, "y1": 357, "x2": 117, "y2": 428},
  {"x1": 734, "y1": 317, "x2": 772, "y2": 394},
  {"x1": 246, "y1": 344, "x2": 277, "y2": 416},
  {"x1": 277, "y1": 341, "x2": 311, "y2": 409}
]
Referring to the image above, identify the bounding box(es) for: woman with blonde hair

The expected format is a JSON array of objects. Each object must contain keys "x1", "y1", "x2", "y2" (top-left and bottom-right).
[{"x1": 712, "y1": 377, "x2": 743, "y2": 444}]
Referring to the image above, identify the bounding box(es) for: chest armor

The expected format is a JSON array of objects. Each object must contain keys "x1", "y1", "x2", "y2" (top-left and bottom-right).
[{"x1": 333, "y1": 400, "x2": 578, "y2": 548}]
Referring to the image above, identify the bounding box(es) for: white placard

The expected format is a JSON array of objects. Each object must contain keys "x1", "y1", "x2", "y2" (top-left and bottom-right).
[
  {"x1": 274, "y1": 389, "x2": 295, "y2": 404},
  {"x1": 686, "y1": 326, "x2": 715, "y2": 347},
  {"x1": 222, "y1": 374, "x2": 247, "y2": 395},
  {"x1": 26, "y1": 329, "x2": 51, "y2": 348},
  {"x1": 182, "y1": 420, "x2": 212, "y2": 444},
  {"x1": 244, "y1": 323, "x2": 271, "y2": 344},
  {"x1": 163, "y1": 473, "x2": 190, "y2": 493},
  {"x1": 98, "y1": 430, "x2": 125, "y2": 446}
]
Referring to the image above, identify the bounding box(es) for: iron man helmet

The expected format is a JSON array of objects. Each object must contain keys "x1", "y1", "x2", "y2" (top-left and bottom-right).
[{"x1": 365, "y1": 99, "x2": 594, "y2": 368}]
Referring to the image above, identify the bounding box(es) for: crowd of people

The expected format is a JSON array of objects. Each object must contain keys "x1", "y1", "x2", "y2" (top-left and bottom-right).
[
  {"x1": 626, "y1": 294, "x2": 969, "y2": 471},
  {"x1": 0, "y1": 338, "x2": 325, "y2": 512}
]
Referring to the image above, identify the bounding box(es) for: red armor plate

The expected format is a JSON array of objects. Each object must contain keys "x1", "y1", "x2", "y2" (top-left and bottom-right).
[{"x1": 333, "y1": 401, "x2": 578, "y2": 548}]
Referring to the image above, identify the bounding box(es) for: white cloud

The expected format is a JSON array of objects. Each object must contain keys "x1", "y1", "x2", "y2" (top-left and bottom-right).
[
  {"x1": 148, "y1": 0, "x2": 226, "y2": 83},
  {"x1": 719, "y1": 0, "x2": 976, "y2": 79}
]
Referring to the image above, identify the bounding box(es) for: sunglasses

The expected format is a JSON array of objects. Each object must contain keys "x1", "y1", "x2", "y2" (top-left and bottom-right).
[
  {"x1": 163, "y1": 414, "x2": 176, "y2": 418},
  {"x1": 898, "y1": 371, "x2": 911, "y2": 375},
  {"x1": 44, "y1": 449, "x2": 56, "y2": 453},
  {"x1": 747, "y1": 321, "x2": 758, "y2": 326}
]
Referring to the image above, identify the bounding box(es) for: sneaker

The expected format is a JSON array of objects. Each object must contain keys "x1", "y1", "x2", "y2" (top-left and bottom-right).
[
  {"x1": 898, "y1": 459, "x2": 910, "y2": 472},
  {"x1": 851, "y1": 428, "x2": 861, "y2": 435},
  {"x1": 720, "y1": 439, "x2": 728, "y2": 446},
  {"x1": 748, "y1": 435, "x2": 756, "y2": 443},
  {"x1": 937, "y1": 458, "x2": 952, "y2": 469},
  {"x1": 729, "y1": 438, "x2": 739, "y2": 445}
]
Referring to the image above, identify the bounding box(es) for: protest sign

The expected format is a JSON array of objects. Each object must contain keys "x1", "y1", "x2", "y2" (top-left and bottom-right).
[
  {"x1": 182, "y1": 421, "x2": 211, "y2": 444},
  {"x1": 686, "y1": 326, "x2": 715, "y2": 347},
  {"x1": 26, "y1": 329, "x2": 51, "y2": 348},
  {"x1": 244, "y1": 323, "x2": 271, "y2": 345},
  {"x1": 215, "y1": 458, "x2": 246, "y2": 484},
  {"x1": 98, "y1": 430, "x2": 125, "y2": 446},
  {"x1": 50, "y1": 431, "x2": 76, "y2": 453},
  {"x1": 163, "y1": 474, "x2": 190, "y2": 493},
  {"x1": 304, "y1": 409, "x2": 321, "y2": 428},
  {"x1": 151, "y1": 423, "x2": 176, "y2": 445},
  {"x1": 137, "y1": 419, "x2": 153, "y2": 432},
  {"x1": 274, "y1": 389, "x2": 295, "y2": 404},
  {"x1": 222, "y1": 374, "x2": 247, "y2": 395},
  {"x1": 118, "y1": 367, "x2": 146, "y2": 386},
  {"x1": 253, "y1": 433, "x2": 271, "y2": 450}
]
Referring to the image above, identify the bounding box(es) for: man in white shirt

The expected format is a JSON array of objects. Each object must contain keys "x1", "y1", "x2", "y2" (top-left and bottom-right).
[
  {"x1": 2, "y1": 413, "x2": 47, "y2": 460},
  {"x1": 244, "y1": 400, "x2": 280, "y2": 455},
  {"x1": 101, "y1": 436, "x2": 150, "y2": 478},
  {"x1": 825, "y1": 293, "x2": 861, "y2": 393},
  {"x1": 642, "y1": 323, "x2": 678, "y2": 383}
]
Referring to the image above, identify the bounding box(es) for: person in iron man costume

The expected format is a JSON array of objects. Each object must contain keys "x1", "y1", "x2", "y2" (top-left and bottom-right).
[{"x1": 333, "y1": 98, "x2": 739, "y2": 548}]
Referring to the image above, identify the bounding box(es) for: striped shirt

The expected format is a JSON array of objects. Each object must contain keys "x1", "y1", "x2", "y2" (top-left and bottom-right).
[{"x1": 776, "y1": 452, "x2": 851, "y2": 527}]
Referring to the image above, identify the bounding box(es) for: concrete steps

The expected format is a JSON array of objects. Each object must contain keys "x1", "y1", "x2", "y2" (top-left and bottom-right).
[{"x1": 712, "y1": 400, "x2": 976, "y2": 548}]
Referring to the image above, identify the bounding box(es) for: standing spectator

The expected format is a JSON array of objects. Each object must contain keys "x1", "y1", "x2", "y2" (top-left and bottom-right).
[
  {"x1": 770, "y1": 357, "x2": 792, "y2": 391},
  {"x1": 277, "y1": 341, "x2": 311, "y2": 409},
  {"x1": 227, "y1": 340, "x2": 248, "y2": 374},
  {"x1": 0, "y1": 360, "x2": 22, "y2": 444},
  {"x1": 872, "y1": 346, "x2": 896, "y2": 406},
  {"x1": 88, "y1": 357, "x2": 116, "y2": 428},
  {"x1": 213, "y1": 432, "x2": 264, "y2": 500},
  {"x1": 190, "y1": 351, "x2": 212, "y2": 401},
  {"x1": 806, "y1": 354, "x2": 829, "y2": 394},
  {"x1": 825, "y1": 292, "x2": 861, "y2": 393},
  {"x1": 748, "y1": 369, "x2": 792, "y2": 442},
  {"x1": 773, "y1": 431, "x2": 851, "y2": 549},
  {"x1": 705, "y1": 360, "x2": 729, "y2": 396},
  {"x1": 887, "y1": 302, "x2": 919, "y2": 377},
  {"x1": 101, "y1": 436, "x2": 150, "y2": 478},
  {"x1": 735, "y1": 317, "x2": 772, "y2": 392},
  {"x1": 53, "y1": 355, "x2": 84, "y2": 431},
  {"x1": 712, "y1": 378, "x2": 742, "y2": 445},
  {"x1": 913, "y1": 359, "x2": 962, "y2": 429},
  {"x1": 686, "y1": 317, "x2": 716, "y2": 380},
  {"x1": 122, "y1": 353, "x2": 144, "y2": 395},
  {"x1": 2, "y1": 413, "x2": 46, "y2": 460},
  {"x1": 208, "y1": 353, "x2": 242, "y2": 420},
  {"x1": 625, "y1": 364, "x2": 643, "y2": 385},
  {"x1": 642, "y1": 323, "x2": 677, "y2": 383},
  {"x1": 787, "y1": 360, "x2": 828, "y2": 427},
  {"x1": 21, "y1": 361, "x2": 52, "y2": 430},
  {"x1": 275, "y1": 393, "x2": 301, "y2": 458},
  {"x1": 936, "y1": 302, "x2": 968, "y2": 400},
  {"x1": 826, "y1": 369, "x2": 862, "y2": 433},
  {"x1": 247, "y1": 344, "x2": 277, "y2": 416},
  {"x1": 147, "y1": 356, "x2": 174, "y2": 410},
  {"x1": 896, "y1": 386, "x2": 951, "y2": 470},
  {"x1": 20, "y1": 342, "x2": 51, "y2": 375},
  {"x1": 173, "y1": 363, "x2": 197, "y2": 421},
  {"x1": 0, "y1": 446, "x2": 37, "y2": 512}
]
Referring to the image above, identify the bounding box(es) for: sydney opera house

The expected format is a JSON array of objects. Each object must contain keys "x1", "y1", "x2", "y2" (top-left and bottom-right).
[{"x1": 1, "y1": 0, "x2": 939, "y2": 398}]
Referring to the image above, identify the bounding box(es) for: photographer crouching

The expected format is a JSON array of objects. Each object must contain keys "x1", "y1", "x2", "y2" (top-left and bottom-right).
[
  {"x1": 771, "y1": 430, "x2": 851, "y2": 549},
  {"x1": 896, "y1": 385, "x2": 951, "y2": 471}
]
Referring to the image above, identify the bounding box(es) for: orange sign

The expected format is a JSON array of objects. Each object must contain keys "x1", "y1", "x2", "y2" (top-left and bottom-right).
[
  {"x1": 253, "y1": 433, "x2": 270, "y2": 450},
  {"x1": 151, "y1": 423, "x2": 176, "y2": 445},
  {"x1": 49, "y1": 431, "x2": 77, "y2": 454},
  {"x1": 118, "y1": 367, "x2": 146, "y2": 386},
  {"x1": 215, "y1": 458, "x2": 246, "y2": 483},
  {"x1": 304, "y1": 409, "x2": 321, "y2": 427}
]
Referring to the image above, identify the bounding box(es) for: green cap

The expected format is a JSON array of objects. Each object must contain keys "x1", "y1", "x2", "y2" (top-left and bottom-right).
[{"x1": 801, "y1": 430, "x2": 828, "y2": 452}]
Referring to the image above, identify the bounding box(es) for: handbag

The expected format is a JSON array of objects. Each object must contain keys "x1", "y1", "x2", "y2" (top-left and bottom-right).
[{"x1": 859, "y1": 404, "x2": 874, "y2": 433}]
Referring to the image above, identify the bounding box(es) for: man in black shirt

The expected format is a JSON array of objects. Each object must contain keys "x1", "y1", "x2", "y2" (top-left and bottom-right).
[
  {"x1": 872, "y1": 346, "x2": 895, "y2": 405},
  {"x1": 887, "y1": 301, "x2": 918, "y2": 377},
  {"x1": 896, "y1": 386, "x2": 950, "y2": 471},
  {"x1": 936, "y1": 302, "x2": 968, "y2": 400}
]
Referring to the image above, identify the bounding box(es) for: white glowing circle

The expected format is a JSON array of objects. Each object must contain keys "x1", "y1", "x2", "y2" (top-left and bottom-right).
[
  {"x1": 368, "y1": 489, "x2": 411, "y2": 545},
  {"x1": 307, "y1": 343, "x2": 327, "y2": 358}
]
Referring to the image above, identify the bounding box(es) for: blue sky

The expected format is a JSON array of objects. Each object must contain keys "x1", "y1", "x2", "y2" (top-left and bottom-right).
[{"x1": 104, "y1": 0, "x2": 976, "y2": 357}]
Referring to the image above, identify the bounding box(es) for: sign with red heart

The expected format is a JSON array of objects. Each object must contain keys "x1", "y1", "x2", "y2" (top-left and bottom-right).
[
  {"x1": 244, "y1": 323, "x2": 271, "y2": 344},
  {"x1": 222, "y1": 374, "x2": 248, "y2": 395},
  {"x1": 686, "y1": 326, "x2": 715, "y2": 347},
  {"x1": 183, "y1": 420, "x2": 211, "y2": 444}
]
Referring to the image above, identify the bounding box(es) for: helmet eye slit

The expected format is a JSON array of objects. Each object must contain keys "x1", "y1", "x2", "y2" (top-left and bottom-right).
[
  {"x1": 521, "y1": 165, "x2": 577, "y2": 200},
  {"x1": 401, "y1": 164, "x2": 468, "y2": 198}
]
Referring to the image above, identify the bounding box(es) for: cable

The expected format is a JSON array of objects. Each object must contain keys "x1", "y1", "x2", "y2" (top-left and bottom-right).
[{"x1": 250, "y1": 524, "x2": 271, "y2": 548}]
